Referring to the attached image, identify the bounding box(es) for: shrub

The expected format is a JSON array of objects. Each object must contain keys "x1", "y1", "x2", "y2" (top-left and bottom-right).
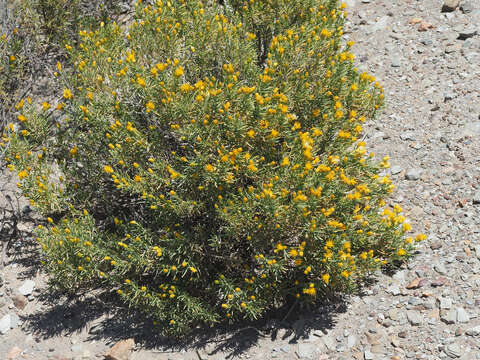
[{"x1": 2, "y1": 0, "x2": 425, "y2": 335}]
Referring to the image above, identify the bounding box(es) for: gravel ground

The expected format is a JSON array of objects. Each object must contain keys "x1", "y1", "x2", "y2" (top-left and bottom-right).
[{"x1": 1, "y1": 0, "x2": 479, "y2": 359}]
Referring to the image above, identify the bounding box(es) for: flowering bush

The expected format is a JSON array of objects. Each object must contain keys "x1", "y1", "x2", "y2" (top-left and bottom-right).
[{"x1": 2, "y1": 0, "x2": 425, "y2": 334}]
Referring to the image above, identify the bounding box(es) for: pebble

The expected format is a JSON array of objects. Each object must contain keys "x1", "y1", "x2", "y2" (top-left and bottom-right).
[
  {"x1": 465, "y1": 325, "x2": 480, "y2": 336},
  {"x1": 0, "y1": 314, "x2": 11, "y2": 335},
  {"x1": 390, "y1": 165, "x2": 403, "y2": 175},
  {"x1": 472, "y1": 191, "x2": 480, "y2": 205},
  {"x1": 444, "y1": 343, "x2": 462, "y2": 358},
  {"x1": 438, "y1": 297, "x2": 453, "y2": 309},
  {"x1": 405, "y1": 169, "x2": 421, "y2": 180},
  {"x1": 455, "y1": 307, "x2": 470, "y2": 323},
  {"x1": 406, "y1": 311, "x2": 422, "y2": 326},
  {"x1": 440, "y1": 310, "x2": 457, "y2": 324},
  {"x1": 17, "y1": 280, "x2": 35, "y2": 296},
  {"x1": 441, "y1": 0, "x2": 460, "y2": 12},
  {"x1": 364, "y1": 350, "x2": 374, "y2": 360},
  {"x1": 296, "y1": 343, "x2": 317, "y2": 359}
]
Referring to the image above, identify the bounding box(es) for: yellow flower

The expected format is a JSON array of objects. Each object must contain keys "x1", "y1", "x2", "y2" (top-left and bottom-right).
[
  {"x1": 18, "y1": 170, "x2": 28, "y2": 180},
  {"x1": 322, "y1": 274, "x2": 330, "y2": 284},
  {"x1": 137, "y1": 77, "x2": 146, "y2": 87},
  {"x1": 280, "y1": 157, "x2": 290, "y2": 166},
  {"x1": 174, "y1": 66, "x2": 184, "y2": 77},
  {"x1": 63, "y1": 89, "x2": 73, "y2": 99},
  {"x1": 397, "y1": 248, "x2": 406, "y2": 256},
  {"x1": 146, "y1": 101, "x2": 155, "y2": 112},
  {"x1": 205, "y1": 164, "x2": 214, "y2": 172},
  {"x1": 104, "y1": 165, "x2": 114, "y2": 174}
]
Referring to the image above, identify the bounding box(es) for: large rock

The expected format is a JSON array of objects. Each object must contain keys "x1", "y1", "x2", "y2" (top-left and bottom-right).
[{"x1": 441, "y1": 0, "x2": 460, "y2": 12}]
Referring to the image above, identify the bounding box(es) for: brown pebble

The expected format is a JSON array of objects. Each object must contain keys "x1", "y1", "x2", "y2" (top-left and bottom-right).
[
  {"x1": 104, "y1": 339, "x2": 135, "y2": 360},
  {"x1": 12, "y1": 294, "x2": 28, "y2": 310}
]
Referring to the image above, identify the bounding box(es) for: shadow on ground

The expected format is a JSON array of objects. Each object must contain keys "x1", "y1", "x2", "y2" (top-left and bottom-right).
[{"x1": 21, "y1": 284, "x2": 354, "y2": 357}]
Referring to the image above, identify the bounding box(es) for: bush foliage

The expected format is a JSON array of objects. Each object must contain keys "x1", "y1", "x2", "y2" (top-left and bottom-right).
[{"x1": 2, "y1": 0, "x2": 425, "y2": 334}]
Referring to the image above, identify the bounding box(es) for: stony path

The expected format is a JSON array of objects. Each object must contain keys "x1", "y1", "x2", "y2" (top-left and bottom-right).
[{"x1": 1, "y1": 0, "x2": 479, "y2": 359}]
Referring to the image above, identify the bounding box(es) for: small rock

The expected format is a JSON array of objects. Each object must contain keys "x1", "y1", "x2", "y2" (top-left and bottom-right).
[
  {"x1": 391, "y1": 58, "x2": 401, "y2": 68},
  {"x1": 12, "y1": 294, "x2": 27, "y2": 310},
  {"x1": 398, "y1": 330, "x2": 408, "y2": 338},
  {"x1": 7, "y1": 346, "x2": 22, "y2": 360},
  {"x1": 418, "y1": 21, "x2": 434, "y2": 32},
  {"x1": 296, "y1": 344, "x2": 317, "y2": 359},
  {"x1": 346, "y1": 335, "x2": 357, "y2": 349},
  {"x1": 472, "y1": 191, "x2": 480, "y2": 205},
  {"x1": 390, "y1": 165, "x2": 403, "y2": 175},
  {"x1": 444, "y1": 343, "x2": 462, "y2": 358},
  {"x1": 386, "y1": 284, "x2": 401, "y2": 296},
  {"x1": 391, "y1": 336, "x2": 400, "y2": 348},
  {"x1": 431, "y1": 277, "x2": 448, "y2": 287},
  {"x1": 71, "y1": 344, "x2": 84, "y2": 353},
  {"x1": 456, "y1": 25, "x2": 478, "y2": 40},
  {"x1": 438, "y1": 297, "x2": 453, "y2": 310},
  {"x1": 104, "y1": 339, "x2": 135, "y2": 360},
  {"x1": 280, "y1": 345, "x2": 291, "y2": 353},
  {"x1": 406, "y1": 311, "x2": 422, "y2": 326},
  {"x1": 440, "y1": 309, "x2": 457, "y2": 324},
  {"x1": 0, "y1": 314, "x2": 12, "y2": 334},
  {"x1": 460, "y1": 1, "x2": 474, "y2": 13},
  {"x1": 364, "y1": 350, "x2": 374, "y2": 360},
  {"x1": 406, "y1": 278, "x2": 426, "y2": 289},
  {"x1": 465, "y1": 325, "x2": 480, "y2": 336},
  {"x1": 441, "y1": 0, "x2": 460, "y2": 12},
  {"x1": 18, "y1": 280, "x2": 35, "y2": 296},
  {"x1": 456, "y1": 307, "x2": 470, "y2": 323},
  {"x1": 405, "y1": 169, "x2": 421, "y2": 180},
  {"x1": 434, "y1": 262, "x2": 447, "y2": 275},
  {"x1": 365, "y1": 332, "x2": 380, "y2": 345}
]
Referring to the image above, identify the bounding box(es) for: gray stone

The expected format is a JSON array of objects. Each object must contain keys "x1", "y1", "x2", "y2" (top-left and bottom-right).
[
  {"x1": 296, "y1": 344, "x2": 317, "y2": 359},
  {"x1": 346, "y1": 335, "x2": 357, "y2": 349},
  {"x1": 0, "y1": 314, "x2": 11, "y2": 334},
  {"x1": 465, "y1": 325, "x2": 480, "y2": 336},
  {"x1": 405, "y1": 169, "x2": 421, "y2": 180},
  {"x1": 456, "y1": 307, "x2": 470, "y2": 323},
  {"x1": 460, "y1": 1, "x2": 474, "y2": 13},
  {"x1": 9, "y1": 313, "x2": 19, "y2": 329},
  {"x1": 441, "y1": 310, "x2": 457, "y2": 324},
  {"x1": 364, "y1": 350, "x2": 375, "y2": 360},
  {"x1": 406, "y1": 311, "x2": 422, "y2": 326},
  {"x1": 473, "y1": 191, "x2": 480, "y2": 205},
  {"x1": 391, "y1": 58, "x2": 401, "y2": 68},
  {"x1": 455, "y1": 25, "x2": 478, "y2": 40},
  {"x1": 438, "y1": 297, "x2": 453, "y2": 309},
  {"x1": 434, "y1": 262, "x2": 448, "y2": 275},
  {"x1": 444, "y1": 343, "x2": 462, "y2": 358},
  {"x1": 18, "y1": 280, "x2": 35, "y2": 296},
  {"x1": 386, "y1": 284, "x2": 401, "y2": 296},
  {"x1": 280, "y1": 345, "x2": 291, "y2": 353},
  {"x1": 390, "y1": 165, "x2": 403, "y2": 175},
  {"x1": 71, "y1": 344, "x2": 84, "y2": 353}
]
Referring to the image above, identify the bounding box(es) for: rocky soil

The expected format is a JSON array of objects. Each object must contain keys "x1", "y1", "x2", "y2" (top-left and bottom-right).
[{"x1": 1, "y1": 0, "x2": 479, "y2": 359}]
